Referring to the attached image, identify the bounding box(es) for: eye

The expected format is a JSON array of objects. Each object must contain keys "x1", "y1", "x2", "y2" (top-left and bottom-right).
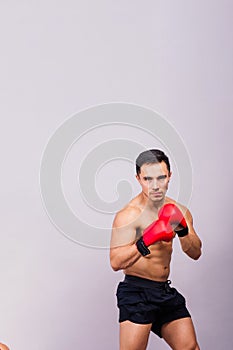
[
  {"x1": 143, "y1": 177, "x2": 152, "y2": 181},
  {"x1": 157, "y1": 175, "x2": 167, "y2": 181}
]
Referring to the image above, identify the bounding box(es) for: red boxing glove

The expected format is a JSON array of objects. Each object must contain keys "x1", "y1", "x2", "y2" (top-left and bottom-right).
[
  {"x1": 136, "y1": 219, "x2": 174, "y2": 256},
  {"x1": 143, "y1": 219, "x2": 174, "y2": 245},
  {"x1": 158, "y1": 203, "x2": 188, "y2": 237}
]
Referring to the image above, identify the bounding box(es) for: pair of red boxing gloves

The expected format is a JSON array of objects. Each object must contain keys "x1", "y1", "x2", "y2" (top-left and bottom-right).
[{"x1": 136, "y1": 203, "x2": 189, "y2": 256}]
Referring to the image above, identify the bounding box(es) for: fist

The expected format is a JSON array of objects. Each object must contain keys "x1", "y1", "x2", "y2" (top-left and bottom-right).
[{"x1": 158, "y1": 203, "x2": 188, "y2": 237}]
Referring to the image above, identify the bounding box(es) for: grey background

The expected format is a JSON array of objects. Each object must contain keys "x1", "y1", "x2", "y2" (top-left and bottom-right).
[{"x1": 0, "y1": 1, "x2": 233, "y2": 349}]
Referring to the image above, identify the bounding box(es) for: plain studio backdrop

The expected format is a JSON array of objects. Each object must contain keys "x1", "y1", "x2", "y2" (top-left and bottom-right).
[{"x1": 0, "y1": 1, "x2": 232, "y2": 349}]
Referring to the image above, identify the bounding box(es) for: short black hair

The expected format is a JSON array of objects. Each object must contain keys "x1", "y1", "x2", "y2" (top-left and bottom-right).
[{"x1": 136, "y1": 149, "x2": 170, "y2": 175}]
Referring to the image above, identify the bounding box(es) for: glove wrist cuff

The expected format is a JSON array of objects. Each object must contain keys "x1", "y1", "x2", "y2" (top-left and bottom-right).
[
  {"x1": 175, "y1": 226, "x2": 189, "y2": 237},
  {"x1": 136, "y1": 237, "x2": 151, "y2": 256}
]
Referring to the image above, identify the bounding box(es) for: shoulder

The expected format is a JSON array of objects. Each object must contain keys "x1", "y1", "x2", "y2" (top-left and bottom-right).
[
  {"x1": 113, "y1": 205, "x2": 142, "y2": 228},
  {"x1": 113, "y1": 193, "x2": 144, "y2": 228},
  {"x1": 111, "y1": 204, "x2": 141, "y2": 247}
]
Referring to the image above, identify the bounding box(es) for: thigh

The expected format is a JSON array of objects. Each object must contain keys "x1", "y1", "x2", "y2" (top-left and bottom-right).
[
  {"x1": 161, "y1": 317, "x2": 200, "y2": 350},
  {"x1": 120, "y1": 320, "x2": 152, "y2": 350}
]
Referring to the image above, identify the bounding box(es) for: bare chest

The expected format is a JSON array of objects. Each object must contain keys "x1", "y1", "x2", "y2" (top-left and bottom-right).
[{"x1": 135, "y1": 210, "x2": 159, "y2": 240}]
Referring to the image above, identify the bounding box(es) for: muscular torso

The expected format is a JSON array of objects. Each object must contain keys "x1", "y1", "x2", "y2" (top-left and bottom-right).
[
  {"x1": 123, "y1": 195, "x2": 176, "y2": 281},
  {"x1": 124, "y1": 242, "x2": 173, "y2": 281}
]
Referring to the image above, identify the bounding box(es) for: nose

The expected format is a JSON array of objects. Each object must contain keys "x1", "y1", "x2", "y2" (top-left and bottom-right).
[{"x1": 151, "y1": 179, "x2": 159, "y2": 190}]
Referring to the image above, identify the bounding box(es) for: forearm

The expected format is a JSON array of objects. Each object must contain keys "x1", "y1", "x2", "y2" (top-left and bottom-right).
[
  {"x1": 179, "y1": 234, "x2": 202, "y2": 260},
  {"x1": 110, "y1": 243, "x2": 142, "y2": 271}
]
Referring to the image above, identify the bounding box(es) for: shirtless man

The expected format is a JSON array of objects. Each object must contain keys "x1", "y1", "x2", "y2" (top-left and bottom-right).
[{"x1": 110, "y1": 149, "x2": 202, "y2": 350}]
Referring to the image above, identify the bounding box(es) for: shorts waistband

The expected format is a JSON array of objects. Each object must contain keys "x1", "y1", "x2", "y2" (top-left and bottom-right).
[{"x1": 123, "y1": 274, "x2": 171, "y2": 289}]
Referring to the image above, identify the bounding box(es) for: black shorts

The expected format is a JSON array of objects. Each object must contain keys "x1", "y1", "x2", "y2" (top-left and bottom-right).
[{"x1": 116, "y1": 274, "x2": 191, "y2": 338}]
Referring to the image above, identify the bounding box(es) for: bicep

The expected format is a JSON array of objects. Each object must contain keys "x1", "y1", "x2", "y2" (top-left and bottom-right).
[
  {"x1": 110, "y1": 222, "x2": 137, "y2": 248},
  {"x1": 110, "y1": 211, "x2": 138, "y2": 248}
]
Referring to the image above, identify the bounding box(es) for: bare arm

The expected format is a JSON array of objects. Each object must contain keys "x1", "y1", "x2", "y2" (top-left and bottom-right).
[
  {"x1": 110, "y1": 207, "x2": 142, "y2": 271},
  {"x1": 110, "y1": 243, "x2": 142, "y2": 271},
  {"x1": 178, "y1": 208, "x2": 202, "y2": 260}
]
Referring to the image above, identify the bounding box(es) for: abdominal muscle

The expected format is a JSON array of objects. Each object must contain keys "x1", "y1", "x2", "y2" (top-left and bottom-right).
[{"x1": 123, "y1": 241, "x2": 173, "y2": 282}]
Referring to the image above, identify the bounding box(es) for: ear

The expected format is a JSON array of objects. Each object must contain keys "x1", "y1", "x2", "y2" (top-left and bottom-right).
[
  {"x1": 135, "y1": 174, "x2": 140, "y2": 182},
  {"x1": 168, "y1": 171, "x2": 172, "y2": 181}
]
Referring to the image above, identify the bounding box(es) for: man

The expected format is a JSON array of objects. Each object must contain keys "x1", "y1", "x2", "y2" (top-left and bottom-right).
[
  {"x1": 110, "y1": 149, "x2": 202, "y2": 350},
  {"x1": 0, "y1": 343, "x2": 10, "y2": 350}
]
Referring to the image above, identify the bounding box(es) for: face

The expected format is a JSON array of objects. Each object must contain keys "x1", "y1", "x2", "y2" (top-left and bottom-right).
[{"x1": 136, "y1": 161, "x2": 171, "y2": 202}]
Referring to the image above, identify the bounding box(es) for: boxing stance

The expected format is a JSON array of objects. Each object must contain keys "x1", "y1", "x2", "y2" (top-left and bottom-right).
[{"x1": 110, "y1": 149, "x2": 202, "y2": 350}]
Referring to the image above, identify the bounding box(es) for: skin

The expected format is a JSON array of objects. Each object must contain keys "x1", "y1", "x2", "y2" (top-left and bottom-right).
[
  {"x1": 0, "y1": 344, "x2": 10, "y2": 350},
  {"x1": 110, "y1": 161, "x2": 202, "y2": 350}
]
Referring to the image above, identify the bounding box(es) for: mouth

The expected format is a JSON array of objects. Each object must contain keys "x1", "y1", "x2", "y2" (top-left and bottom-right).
[{"x1": 150, "y1": 192, "x2": 162, "y2": 196}]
